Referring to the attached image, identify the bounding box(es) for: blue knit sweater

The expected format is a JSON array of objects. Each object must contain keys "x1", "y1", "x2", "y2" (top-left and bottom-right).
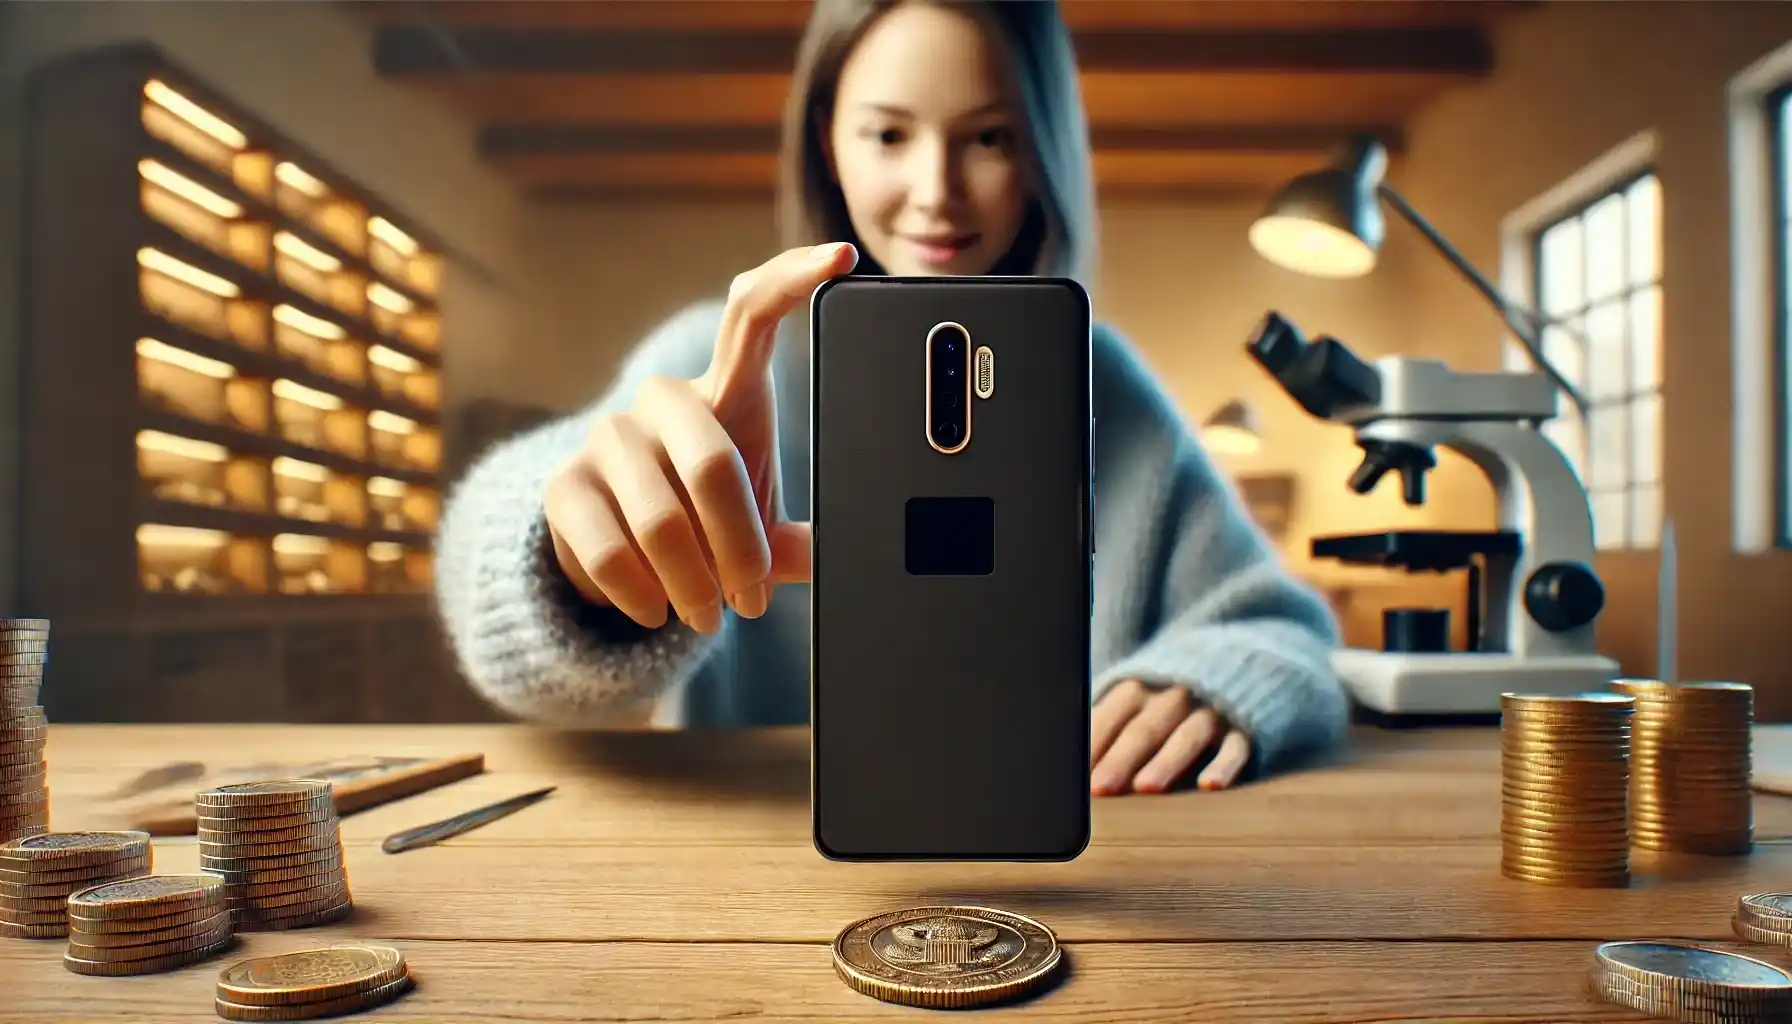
[{"x1": 432, "y1": 299, "x2": 1349, "y2": 775}]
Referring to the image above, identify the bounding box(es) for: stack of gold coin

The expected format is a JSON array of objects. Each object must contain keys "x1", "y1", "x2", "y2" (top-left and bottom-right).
[
  {"x1": 62, "y1": 873, "x2": 234, "y2": 975},
  {"x1": 1589, "y1": 939, "x2": 1792, "y2": 1022},
  {"x1": 1613, "y1": 679, "x2": 1754, "y2": 855},
  {"x1": 0, "y1": 617, "x2": 51, "y2": 843},
  {"x1": 1499, "y1": 692, "x2": 1634, "y2": 888},
  {"x1": 832, "y1": 906, "x2": 1064, "y2": 1009},
  {"x1": 197, "y1": 780, "x2": 351, "y2": 932},
  {"x1": 214, "y1": 944, "x2": 415, "y2": 1021},
  {"x1": 1733, "y1": 893, "x2": 1792, "y2": 947},
  {"x1": 0, "y1": 831, "x2": 153, "y2": 939}
]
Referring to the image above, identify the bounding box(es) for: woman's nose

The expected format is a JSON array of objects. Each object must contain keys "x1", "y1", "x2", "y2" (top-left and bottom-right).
[{"x1": 905, "y1": 137, "x2": 960, "y2": 211}]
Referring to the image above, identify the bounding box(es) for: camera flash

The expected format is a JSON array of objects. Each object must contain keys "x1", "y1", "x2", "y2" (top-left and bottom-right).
[{"x1": 974, "y1": 346, "x2": 994, "y2": 399}]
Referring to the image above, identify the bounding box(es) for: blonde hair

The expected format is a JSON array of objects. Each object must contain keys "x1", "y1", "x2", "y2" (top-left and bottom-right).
[{"x1": 775, "y1": 0, "x2": 1097, "y2": 282}]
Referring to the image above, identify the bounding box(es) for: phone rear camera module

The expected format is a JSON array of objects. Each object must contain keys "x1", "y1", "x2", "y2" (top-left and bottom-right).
[{"x1": 927, "y1": 321, "x2": 971, "y2": 453}]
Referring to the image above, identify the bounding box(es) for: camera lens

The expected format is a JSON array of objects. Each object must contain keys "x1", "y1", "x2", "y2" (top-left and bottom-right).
[
  {"x1": 938, "y1": 422, "x2": 959, "y2": 443},
  {"x1": 946, "y1": 365, "x2": 957, "y2": 376}
]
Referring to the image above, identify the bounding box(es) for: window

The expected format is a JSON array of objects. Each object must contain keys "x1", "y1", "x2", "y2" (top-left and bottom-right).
[
  {"x1": 1528, "y1": 171, "x2": 1663, "y2": 551},
  {"x1": 1770, "y1": 83, "x2": 1792, "y2": 545}
]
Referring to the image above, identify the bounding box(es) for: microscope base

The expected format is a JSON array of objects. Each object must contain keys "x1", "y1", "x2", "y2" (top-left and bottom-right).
[{"x1": 1333, "y1": 648, "x2": 1621, "y2": 715}]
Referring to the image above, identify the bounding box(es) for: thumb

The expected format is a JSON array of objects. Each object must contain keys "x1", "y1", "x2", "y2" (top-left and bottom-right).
[
  {"x1": 704, "y1": 242, "x2": 857, "y2": 407},
  {"x1": 766, "y1": 520, "x2": 811, "y2": 585}
]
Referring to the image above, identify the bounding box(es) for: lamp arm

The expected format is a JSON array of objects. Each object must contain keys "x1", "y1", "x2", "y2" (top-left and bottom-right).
[{"x1": 1376, "y1": 183, "x2": 1591, "y2": 420}]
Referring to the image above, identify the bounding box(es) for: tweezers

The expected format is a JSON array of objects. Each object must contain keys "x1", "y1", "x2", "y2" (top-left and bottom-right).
[{"x1": 380, "y1": 785, "x2": 557, "y2": 854}]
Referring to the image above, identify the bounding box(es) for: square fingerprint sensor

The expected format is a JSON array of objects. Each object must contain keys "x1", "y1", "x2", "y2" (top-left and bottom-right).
[{"x1": 905, "y1": 496, "x2": 994, "y2": 576}]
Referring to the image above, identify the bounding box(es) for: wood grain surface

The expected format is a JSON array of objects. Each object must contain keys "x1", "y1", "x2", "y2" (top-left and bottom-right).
[{"x1": 2, "y1": 723, "x2": 1788, "y2": 1022}]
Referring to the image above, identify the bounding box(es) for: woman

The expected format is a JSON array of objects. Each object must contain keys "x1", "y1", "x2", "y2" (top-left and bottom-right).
[{"x1": 433, "y1": 0, "x2": 1348, "y2": 795}]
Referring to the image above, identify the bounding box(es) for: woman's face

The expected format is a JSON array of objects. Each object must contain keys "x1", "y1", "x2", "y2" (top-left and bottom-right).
[{"x1": 827, "y1": 2, "x2": 1030, "y2": 276}]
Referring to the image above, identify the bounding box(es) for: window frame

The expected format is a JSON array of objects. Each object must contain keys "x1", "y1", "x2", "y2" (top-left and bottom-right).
[
  {"x1": 1526, "y1": 167, "x2": 1662, "y2": 552},
  {"x1": 1769, "y1": 81, "x2": 1792, "y2": 547}
]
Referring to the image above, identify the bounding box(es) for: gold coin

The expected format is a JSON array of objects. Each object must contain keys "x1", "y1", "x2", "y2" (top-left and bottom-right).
[
  {"x1": 65, "y1": 909, "x2": 230, "y2": 948},
  {"x1": 197, "y1": 806, "x2": 336, "y2": 832},
  {"x1": 61, "y1": 932, "x2": 234, "y2": 976},
  {"x1": 64, "y1": 918, "x2": 233, "y2": 963},
  {"x1": 233, "y1": 897, "x2": 352, "y2": 932},
  {"x1": 216, "y1": 944, "x2": 408, "y2": 1007},
  {"x1": 832, "y1": 906, "x2": 1062, "y2": 1009},
  {"x1": 214, "y1": 974, "x2": 414, "y2": 1021},
  {"x1": 66, "y1": 901, "x2": 223, "y2": 934},
  {"x1": 1733, "y1": 916, "x2": 1792, "y2": 947},
  {"x1": 67, "y1": 873, "x2": 224, "y2": 919}
]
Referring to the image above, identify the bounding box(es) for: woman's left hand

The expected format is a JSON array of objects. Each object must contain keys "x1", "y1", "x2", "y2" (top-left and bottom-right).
[{"x1": 1090, "y1": 679, "x2": 1252, "y2": 796}]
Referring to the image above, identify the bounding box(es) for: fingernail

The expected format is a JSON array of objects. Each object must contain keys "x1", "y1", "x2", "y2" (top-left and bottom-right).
[
  {"x1": 810, "y1": 242, "x2": 842, "y2": 260},
  {"x1": 689, "y1": 601, "x2": 723, "y2": 635},
  {"x1": 729, "y1": 583, "x2": 769, "y2": 619}
]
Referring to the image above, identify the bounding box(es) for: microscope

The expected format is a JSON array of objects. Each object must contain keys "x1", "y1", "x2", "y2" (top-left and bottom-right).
[{"x1": 1245, "y1": 311, "x2": 1619, "y2": 717}]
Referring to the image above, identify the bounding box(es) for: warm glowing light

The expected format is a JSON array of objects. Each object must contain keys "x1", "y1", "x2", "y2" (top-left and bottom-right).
[
  {"x1": 137, "y1": 523, "x2": 229, "y2": 548},
  {"x1": 366, "y1": 282, "x2": 413, "y2": 314},
  {"x1": 136, "y1": 430, "x2": 228, "y2": 462},
  {"x1": 366, "y1": 345, "x2": 420, "y2": 373},
  {"x1": 272, "y1": 533, "x2": 330, "y2": 556},
  {"x1": 138, "y1": 248, "x2": 240, "y2": 297},
  {"x1": 274, "y1": 162, "x2": 327, "y2": 197},
  {"x1": 368, "y1": 541, "x2": 404, "y2": 562},
  {"x1": 367, "y1": 477, "x2": 406, "y2": 498},
  {"x1": 368, "y1": 217, "x2": 418, "y2": 256},
  {"x1": 367, "y1": 410, "x2": 417, "y2": 435},
  {"x1": 137, "y1": 338, "x2": 235, "y2": 379},
  {"x1": 271, "y1": 457, "x2": 329, "y2": 482},
  {"x1": 272, "y1": 304, "x2": 346, "y2": 341},
  {"x1": 273, "y1": 232, "x2": 341, "y2": 273},
  {"x1": 138, "y1": 159, "x2": 241, "y2": 218},
  {"x1": 143, "y1": 80, "x2": 247, "y2": 149},
  {"x1": 1247, "y1": 216, "x2": 1377, "y2": 279},
  {"x1": 272, "y1": 379, "x2": 344, "y2": 411}
]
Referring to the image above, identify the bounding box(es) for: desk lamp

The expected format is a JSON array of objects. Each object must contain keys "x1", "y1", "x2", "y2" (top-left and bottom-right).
[{"x1": 1247, "y1": 134, "x2": 1587, "y2": 418}]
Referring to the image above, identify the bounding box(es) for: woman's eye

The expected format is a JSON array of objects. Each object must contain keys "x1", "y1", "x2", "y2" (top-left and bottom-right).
[
  {"x1": 864, "y1": 127, "x2": 905, "y2": 146},
  {"x1": 975, "y1": 128, "x2": 1011, "y2": 149}
]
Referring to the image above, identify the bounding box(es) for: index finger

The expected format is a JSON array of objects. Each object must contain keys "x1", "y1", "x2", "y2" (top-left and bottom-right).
[{"x1": 704, "y1": 242, "x2": 857, "y2": 403}]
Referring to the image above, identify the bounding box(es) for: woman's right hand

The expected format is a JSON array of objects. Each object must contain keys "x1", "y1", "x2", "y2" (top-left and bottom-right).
[{"x1": 543, "y1": 242, "x2": 858, "y2": 634}]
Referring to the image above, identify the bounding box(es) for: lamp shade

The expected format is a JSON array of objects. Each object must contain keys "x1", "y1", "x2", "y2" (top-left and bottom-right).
[
  {"x1": 1248, "y1": 135, "x2": 1390, "y2": 278},
  {"x1": 1199, "y1": 399, "x2": 1260, "y2": 455}
]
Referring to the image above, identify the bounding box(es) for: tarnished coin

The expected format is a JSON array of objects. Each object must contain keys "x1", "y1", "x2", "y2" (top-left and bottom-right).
[
  {"x1": 68, "y1": 873, "x2": 224, "y2": 919},
  {"x1": 0, "y1": 831, "x2": 149, "y2": 859},
  {"x1": 215, "y1": 974, "x2": 414, "y2": 1021},
  {"x1": 1740, "y1": 893, "x2": 1792, "y2": 922},
  {"x1": 832, "y1": 906, "x2": 1063, "y2": 1009},
  {"x1": 196, "y1": 781, "x2": 332, "y2": 811},
  {"x1": 1593, "y1": 939, "x2": 1792, "y2": 990},
  {"x1": 216, "y1": 944, "x2": 408, "y2": 1007}
]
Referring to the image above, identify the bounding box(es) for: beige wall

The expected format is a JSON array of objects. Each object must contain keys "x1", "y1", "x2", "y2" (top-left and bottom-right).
[{"x1": 1398, "y1": 0, "x2": 1792, "y2": 717}]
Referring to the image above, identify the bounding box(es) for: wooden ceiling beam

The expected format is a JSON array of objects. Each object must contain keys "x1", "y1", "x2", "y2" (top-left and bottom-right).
[
  {"x1": 354, "y1": 1, "x2": 1532, "y2": 33},
  {"x1": 489, "y1": 147, "x2": 1348, "y2": 198},
  {"x1": 476, "y1": 123, "x2": 1403, "y2": 159},
  {"x1": 418, "y1": 70, "x2": 1466, "y2": 128},
  {"x1": 372, "y1": 26, "x2": 1492, "y2": 77}
]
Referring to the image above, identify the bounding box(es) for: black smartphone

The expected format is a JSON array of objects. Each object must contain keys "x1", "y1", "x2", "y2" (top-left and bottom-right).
[{"x1": 809, "y1": 275, "x2": 1093, "y2": 862}]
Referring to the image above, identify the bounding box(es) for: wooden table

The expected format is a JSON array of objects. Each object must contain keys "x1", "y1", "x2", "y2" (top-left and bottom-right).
[{"x1": 3, "y1": 724, "x2": 1790, "y2": 1022}]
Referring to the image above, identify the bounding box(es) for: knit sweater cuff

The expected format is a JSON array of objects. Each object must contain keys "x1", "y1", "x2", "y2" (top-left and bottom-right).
[
  {"x1": 432, "y1": 424, "x2": 719, "y2": 726},
  {"x1": 1092, "y1": 620, "x2": 1348, "y2": 775}
]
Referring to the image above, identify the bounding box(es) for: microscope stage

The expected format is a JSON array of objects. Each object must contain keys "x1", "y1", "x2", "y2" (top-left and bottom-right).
[{"x1": 1332, "y1": 648, "x2": 1621, "y2": 715}]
